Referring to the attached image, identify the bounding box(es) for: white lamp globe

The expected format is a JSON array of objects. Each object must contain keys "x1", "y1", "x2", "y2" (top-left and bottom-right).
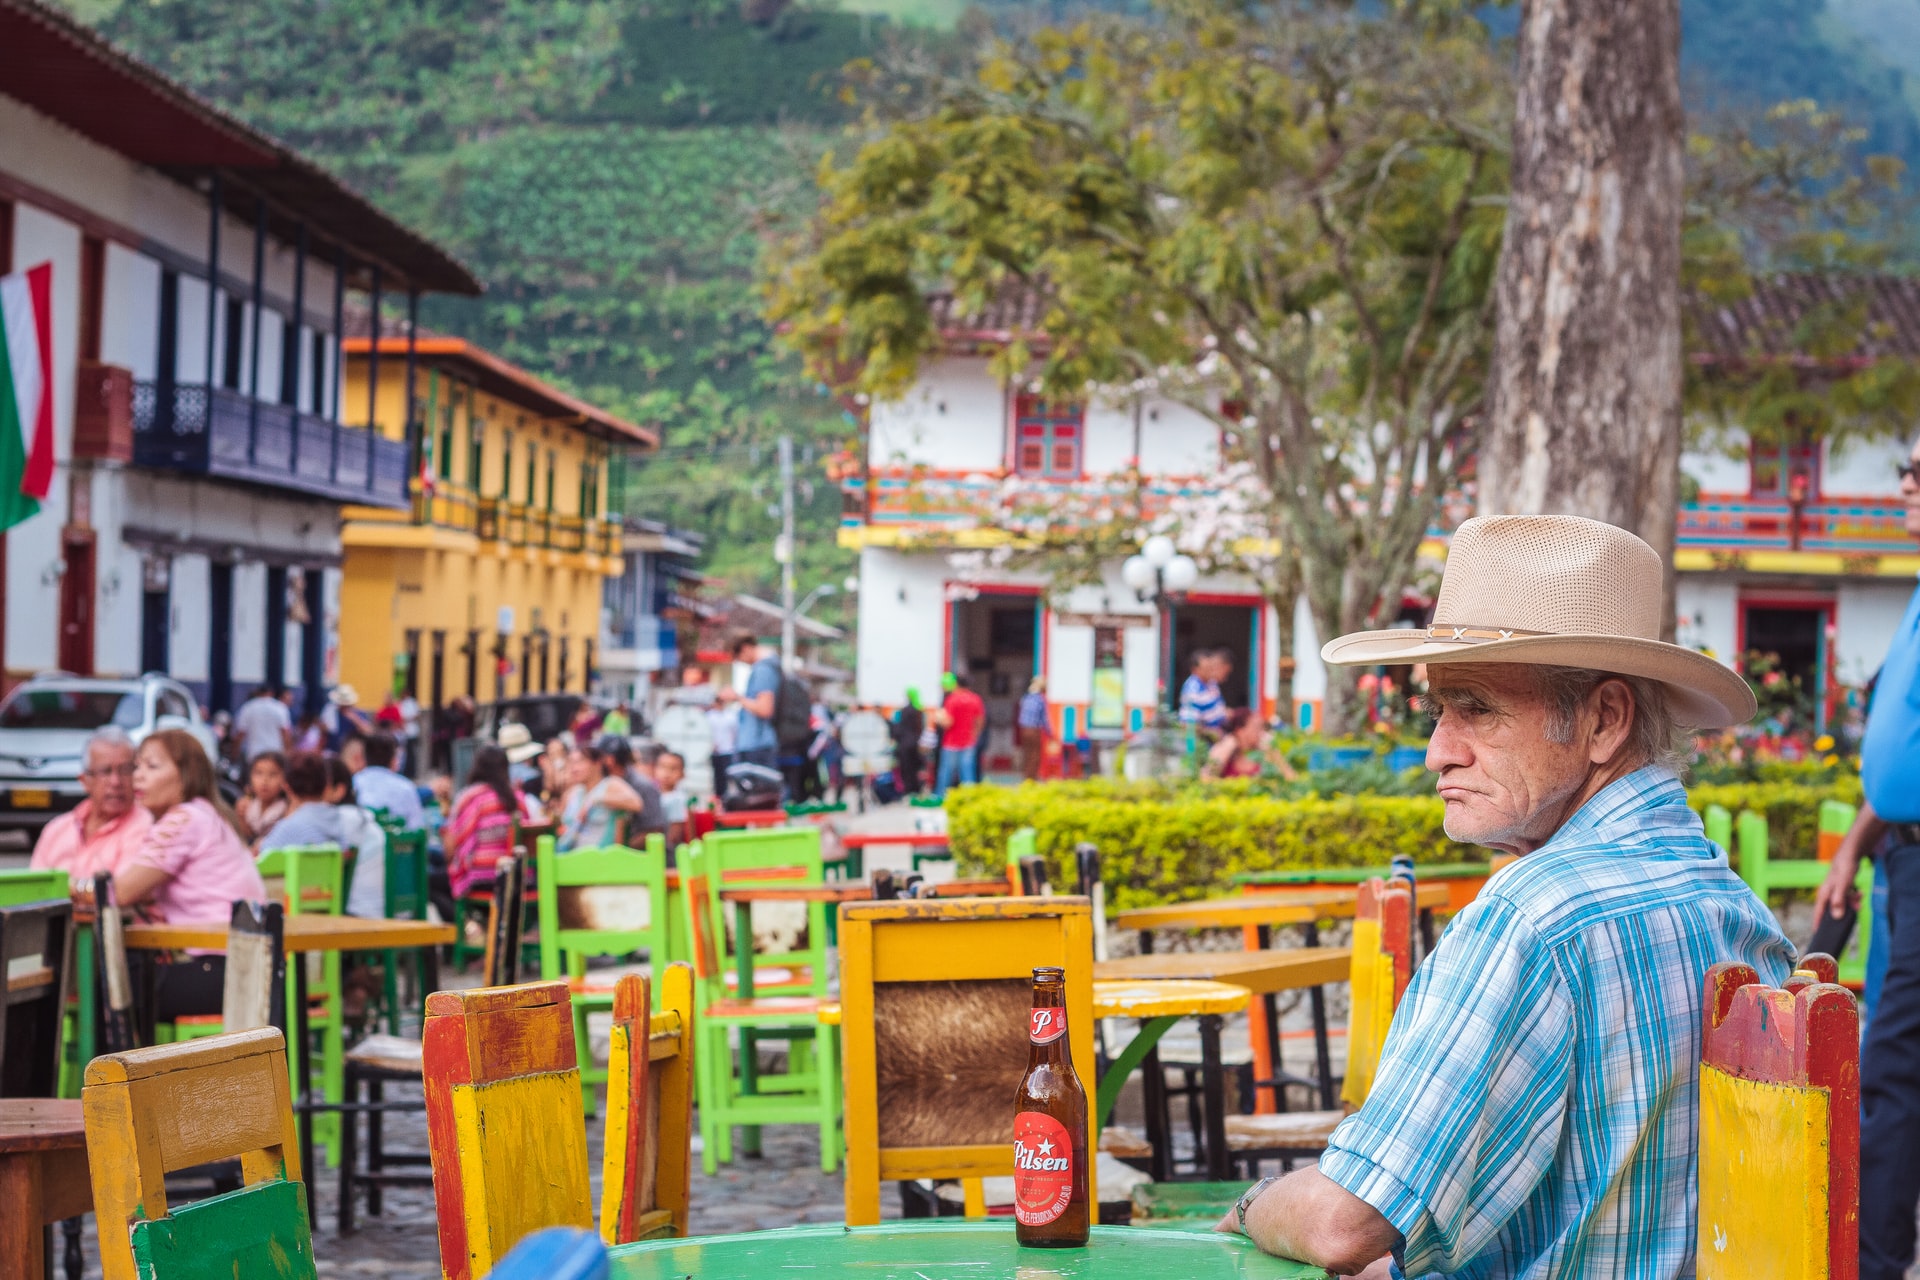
[
  {"x1": 1163, "y1": 554, "x2": 1200, "y2": 592},
  {"x1": 1142, "y1": 534, "x2": 1176, "y2": 569},
  {"x1": 1121, "y1": 555, "x2": 1155, "y2": 592}
]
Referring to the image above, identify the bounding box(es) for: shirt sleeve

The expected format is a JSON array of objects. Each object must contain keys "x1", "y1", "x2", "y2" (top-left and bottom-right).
[
  {"x1": 746, "y1": 660, "x2": 780, "y2": 699},
  {"x1": 1318, "y1": 894, "x2": 1574, "y2": 1275},
  {"x1": 135, "y1": 805, "x2": 202, "y2": 878}
]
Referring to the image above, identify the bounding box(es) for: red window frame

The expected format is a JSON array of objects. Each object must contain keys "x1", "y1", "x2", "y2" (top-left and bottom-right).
[
  {"x1": 1013, "y1": 395, "x2": 1084, "y2": 479},
  {"x1": 1750, "y1": 438, "x2": 1821, "y2": 501}
]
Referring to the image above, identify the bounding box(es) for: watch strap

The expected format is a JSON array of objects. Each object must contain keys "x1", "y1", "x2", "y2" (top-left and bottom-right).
[{"x1": 1235, "y1": 1176, "x2": 1278, "y2": 1232}]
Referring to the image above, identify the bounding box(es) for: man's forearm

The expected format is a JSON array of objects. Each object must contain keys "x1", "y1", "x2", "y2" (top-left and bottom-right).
[
  {"x1": 1846, "y1": 799, "x2": 1888, "y2": 862},
  {"x1": 1238, "y1": 1168, "x2": 1399, "y2": 1275}
]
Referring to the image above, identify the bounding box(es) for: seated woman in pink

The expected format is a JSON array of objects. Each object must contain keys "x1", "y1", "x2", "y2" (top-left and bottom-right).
[
  {"x1": 114, "y1": 728, "x2": 266, "y2": 1022},
  {"x1": 444, "y1": 745, "x2": 538, "y2": 899}
]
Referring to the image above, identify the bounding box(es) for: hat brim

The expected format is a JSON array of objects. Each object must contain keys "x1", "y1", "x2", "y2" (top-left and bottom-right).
[
  {"x1": 504, "y1": 743, "x2": 543, "y2": 763},
  {"x1": 1321, "y1": 630, "x2": 1757, "y2": 730}
]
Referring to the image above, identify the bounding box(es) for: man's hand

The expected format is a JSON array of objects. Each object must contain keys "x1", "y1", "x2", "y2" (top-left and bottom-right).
[
  {"x1": 1210, "y1": 1167, "x2": 1397, "y2": 1275},
  {"x1": 1813, "y1": 801, "x2": 1885, "y2": 921}
]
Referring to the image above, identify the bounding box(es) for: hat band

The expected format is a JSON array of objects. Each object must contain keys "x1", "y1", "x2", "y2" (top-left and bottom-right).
[{"x1": 1425, "y1": 624, "x2": 1553, "y2": 645}]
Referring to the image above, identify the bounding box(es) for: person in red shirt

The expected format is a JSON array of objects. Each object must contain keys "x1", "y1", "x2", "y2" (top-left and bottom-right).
[{"x1": 934, "y1": 673, "x2": 987, "y2": 797}]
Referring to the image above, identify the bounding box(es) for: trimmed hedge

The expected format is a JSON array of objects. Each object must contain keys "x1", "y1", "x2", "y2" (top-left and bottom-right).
[{"x1": 945, "y1": 775, "x2": 1863, "y2": 908}]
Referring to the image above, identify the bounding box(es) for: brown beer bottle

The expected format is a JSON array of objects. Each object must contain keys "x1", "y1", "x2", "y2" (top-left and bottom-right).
[{"x1": 1013, "y1": 965, "x2": 1090, "y2": 1246}]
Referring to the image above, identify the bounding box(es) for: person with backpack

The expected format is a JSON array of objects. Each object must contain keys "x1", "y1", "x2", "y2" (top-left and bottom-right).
[
  {"x1": 773, "y1": 668, "x2": 818, "y2": 803},
  {"x1": 718, "y1": 633, "x2": 784, "y2": 771}
]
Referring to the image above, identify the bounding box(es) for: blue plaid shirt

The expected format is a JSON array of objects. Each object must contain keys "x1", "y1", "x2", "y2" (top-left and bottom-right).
[{"x1": 1320, "y1": 767, "x2": 1792, "y2": 1279}]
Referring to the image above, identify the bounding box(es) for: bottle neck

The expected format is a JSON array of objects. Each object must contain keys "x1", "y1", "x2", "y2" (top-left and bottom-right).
[{"x1": 1029, "y1": 984, "x2": 1069, "y2": 1060}]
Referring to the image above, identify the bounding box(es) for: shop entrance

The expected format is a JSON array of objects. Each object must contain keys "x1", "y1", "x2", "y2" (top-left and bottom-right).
[
  {"x1": 1740, "y1": 597, "x2": 1832, "y2": 733},
  {"x1": 948, "y1": 591, "x2": 1041, "y2": 775},
  {"x1": 1167, "y1": 599, "x2": 1260, "y2": 712}
]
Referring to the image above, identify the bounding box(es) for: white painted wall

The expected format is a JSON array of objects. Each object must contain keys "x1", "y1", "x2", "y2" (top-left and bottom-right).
[
  {"x1": 1675, "y1": 578, "x2": 1740, "y2": 665},
  {"x1": 1682, "y1": 446, "x2": 1751, "y2": 494},
  {"x1": 175, "y1": 276, "x2": 212, "y2": 384},
  {"x1": 1136, "y1": 399, "x2": 1220, "y2": 476},
  {"x1": 92, "y1": 467, "x2": 144, "y2": 678},
  {"x1": 1292, "y1": 595, "x2": 1326, "y2": 702},
  {"x1": 868, "y1": 358, "x2": 1006, "y2": 472},
  {"x1": 1825, "y1": 435, "x2": 1906, "y2": 497},
  {"x1": 169, "y1": 554, "x2": 211, "y2": 684},
  {"x1": 102, "y1": 243, "x2": 160, "y2": 380},
  {"x1": 231, "y1": 561, "x2": 267, "y2": 685},
  {"x1": 854, "y1": 548, "x2": 949, "y2": 705},
  {"x1": 1837, "y1": 579, "x2": 1914, "y2": 684}
]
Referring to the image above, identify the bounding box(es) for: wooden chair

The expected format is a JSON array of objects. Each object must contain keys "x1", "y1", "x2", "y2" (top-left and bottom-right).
[
  {"x1": 1005, "y1": 826, "x2": 1037, "y2": 894},
  {"x1": 1698, "y1": 955, "x2": 1858, "y2": 1280},
  {"x1": 377, "y1": 823, "x2": 434, "y2": 1034},
  {"x1": 679, "y1": 839, "x2": 840, "y2": 1174},
  {"x1": 600, "y1": 967, "x2": 694, "y2": 1244},
  {"x1": 0, "y1": 897, "x2": 73, "y2": 1098},
  {"x1": 485, "y1": 1228, "x2": 608, "y2": 1280},
  {"x1": 702, "y1": 826, "x2": 829, "y2": 995},
  {"x1": 0, "y1": 866, "x2": 68, "y2": 906},
  {"x1": 84, "y1": 1027, "x2": 314, "y2": 1280},
  {"x1": 337, "y1": 857, "x2": 526, "y2": 1233},
  {"x1": 256, "y1": 844, "x2": 347, "y2": 1162},
  {"x1": 1222, "y1": 878, "x2": 1414, "y2": 1170},
  {"x1": 423, "y1": 979, "x2": 593, "y2": 1280},
  {"x1": 535, "y1": 834, "x2": 670, "y2": 1110},
  {"x1": 837, "y1": 894, "x2": 1096, "y2": 1225}
]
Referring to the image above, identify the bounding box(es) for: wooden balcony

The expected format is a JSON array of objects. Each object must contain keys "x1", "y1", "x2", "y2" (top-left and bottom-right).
[
  {"x1": 1677, "y1": 495, "x2": 1909, "y2": 556},
  {"x1": 132, "y1": 381, "x2": 409, "y2": 508}
]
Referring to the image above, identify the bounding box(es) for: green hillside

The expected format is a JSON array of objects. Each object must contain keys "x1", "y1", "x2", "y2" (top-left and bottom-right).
[{"x1": 56, "y1": 0, "x2": 1920, "y2": 638}]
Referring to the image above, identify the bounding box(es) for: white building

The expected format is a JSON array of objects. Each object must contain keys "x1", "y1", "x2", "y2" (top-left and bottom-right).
[
  {"x1": 845, "y1": 279, "x2": 1920, "y2": 747},
  {"x1": 0, "y1": 0, "x2": 476, "y2": 713}
]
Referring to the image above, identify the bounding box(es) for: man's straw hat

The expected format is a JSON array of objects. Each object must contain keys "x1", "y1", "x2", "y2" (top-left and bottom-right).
[
  {"x1": 495, "y1": 721, "x2": 543, "y2": 764},
  {"x1": 1321, "y1": 514, "x2": 1756, "y2": 730}
]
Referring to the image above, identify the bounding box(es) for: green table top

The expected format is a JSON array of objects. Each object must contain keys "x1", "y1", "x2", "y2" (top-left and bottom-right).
[
  {"x1": 605, "y1": 1222, "x2": 1331, "y2": 1279},
  {"x1": 1236, "y1": 861, "x2": 1489, "y2": 885}
]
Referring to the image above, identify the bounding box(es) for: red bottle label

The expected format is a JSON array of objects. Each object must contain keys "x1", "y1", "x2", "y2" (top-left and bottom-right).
[
  {"x1": 1013, "y1": 1110, "x2": 1075, "y2": 1226},
  {"x1": 1029, "y1": 1007, "x2": 1065, "y2": 1045}
]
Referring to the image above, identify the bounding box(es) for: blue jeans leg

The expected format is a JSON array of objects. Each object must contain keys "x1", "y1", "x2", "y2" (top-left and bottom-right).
[
  {"x1": 959, "y1": 747, "x2": 978, "y2": 786},
  {"x1": 1861, "y1": 842, "x2": 1920, "y2": 1280},
  {"x1": 935, "y1": 748, "x2": 960, "y2": 798}
]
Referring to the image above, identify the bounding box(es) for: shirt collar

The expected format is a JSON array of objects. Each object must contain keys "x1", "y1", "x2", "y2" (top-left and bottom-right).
[{"x1": 1539, "y1": 764, "x2": 1688, "y2": 852}]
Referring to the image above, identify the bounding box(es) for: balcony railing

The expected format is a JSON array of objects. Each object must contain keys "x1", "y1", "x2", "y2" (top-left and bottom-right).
[
  {"x1": 1678, "y1": 495, "x2": 1909, "y2": 556},
  {"x1": 132, "y1": 382, "x2": 409, "y2": 509},
  {"x1": 464, "y1": 496, "x2": 619, "y2": 556}
]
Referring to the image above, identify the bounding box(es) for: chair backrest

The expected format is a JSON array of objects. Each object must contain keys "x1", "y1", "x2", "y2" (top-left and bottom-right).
[
  {"x1": 0, "y1": 865, "x2": 68, "y2": 906},
  {"x1": 1735, "y1": 809, "x2": 1770, "y2": 894},
  {"x1": 1074, "y1": 844, "x2": 1109, "y2": 962},
  {"x1": 424, "y1": 980, "x2": 593, "y2": 1280},
  {"x1": 536, "y1": 834, "x2": 669, "y2": 982},
  {"x1": 221, "y1": 900, "x2": 286, "y2": 1034},
  {"x1": 84, "y1": 1027, "x2": 311, "y2": 1280},
  {"x1": 1340, "y1": 878, "x2": 1414, "y2": 1109},
  {"x1": 0, "y1": 896, "x2": 73, "y2": 1096},
  {"x1": 483, "y1": 856, "x2": 526, "y2": 988},
  {"x1": 1817, "y1": 799, "x2": 1857, "y2": 861},
  {"x1": 700, "y1": 826, "x2": 826, "y2": 990},
  {"x1": 256, "y1": 844, "x2": 344, "y2": 917},
  {"x1": 1006, "y1": 826, "x2": 1036, "y2": 893},
  {"x1": 1702, "y1": 804, "x2": 1733, "y2": 855},
  {"x1": 835, "y1": 895, "x2": 1097, "y2": 1226},
  {"x1": 384, "y1": 825, "x2": 431, "y2": 919},
  {"x1": 93, "y1": 873, "x2": 138, "y2": 1054},
  {"x1": 483, "y1": 1228, "x2": 608, "y2": 1280},
  {"x1": 1698, "y1": 960, "x2": 1858, "y2": 1280},
  {"x1": 1017, "y1": 855, "x2": 1050, "y2": 897},
  {"x1": 600, "y1": 966, "x2": 693, "y2": 1244}
]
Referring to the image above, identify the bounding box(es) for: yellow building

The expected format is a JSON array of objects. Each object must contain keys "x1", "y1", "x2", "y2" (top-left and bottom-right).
[{"x1": 339, "y1": 334, "x2": 656, "y2": 713}]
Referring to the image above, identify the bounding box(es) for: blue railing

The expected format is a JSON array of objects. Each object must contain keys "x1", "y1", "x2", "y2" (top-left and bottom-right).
[{"x1": 131, "y1": 382, "x2": 410, "y2": 509}]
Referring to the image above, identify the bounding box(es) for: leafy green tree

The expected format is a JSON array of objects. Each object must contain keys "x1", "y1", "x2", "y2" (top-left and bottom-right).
[{"x1": 769, "y1": 0, "x2": 1510, "y2": 732}]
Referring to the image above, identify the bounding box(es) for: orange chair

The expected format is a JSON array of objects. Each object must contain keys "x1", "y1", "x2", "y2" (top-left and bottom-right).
[{"x1": 600, "y1": 967, "x2": 695, "y2": 1243}]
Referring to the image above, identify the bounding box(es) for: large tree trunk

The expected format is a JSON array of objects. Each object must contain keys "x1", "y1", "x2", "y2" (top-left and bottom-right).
[{"x1": 1478, "y1": 0, "x2": 1685, "y2": 633}]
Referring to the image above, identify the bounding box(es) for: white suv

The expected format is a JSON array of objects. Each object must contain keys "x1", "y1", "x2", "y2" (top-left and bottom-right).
[{"x1": 0, "y1": 673, "x2": 218, "y2": 834}]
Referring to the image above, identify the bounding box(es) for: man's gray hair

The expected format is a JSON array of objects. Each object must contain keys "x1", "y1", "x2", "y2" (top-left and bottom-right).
[
  {"x1": 84, "y1": 725, "x2": 136, "y2": 767},
  {"x1": 1530, "y1": 665, "x2": 1687, "y2": 775}
]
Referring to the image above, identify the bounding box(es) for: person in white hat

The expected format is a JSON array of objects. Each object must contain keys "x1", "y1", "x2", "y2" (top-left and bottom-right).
[{"x1": 1225, "y1": 515, "x2": 1793, "y2": 1278}]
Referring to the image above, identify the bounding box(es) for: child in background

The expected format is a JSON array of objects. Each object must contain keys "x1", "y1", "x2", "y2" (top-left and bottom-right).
[{"x1": 237, "y1": 751, "x2": 290, "y2": 846}]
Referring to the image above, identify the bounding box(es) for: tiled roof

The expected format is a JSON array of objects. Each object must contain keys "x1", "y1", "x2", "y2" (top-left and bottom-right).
[
  {"x1": 926, "y1": 283, "x2": 1055, "y2": 339},
  {"x1": 1689, "y1": 273, "x2": 1920, "y2": 364}
]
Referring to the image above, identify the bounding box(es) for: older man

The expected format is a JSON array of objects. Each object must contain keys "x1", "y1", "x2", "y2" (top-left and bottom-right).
[
  {"x1": 1225, "y1": 515, "x2": 1792, "y2": 1278},
  {"x1": 31, "y1": 726, "x2": 153, "y2": 882}
]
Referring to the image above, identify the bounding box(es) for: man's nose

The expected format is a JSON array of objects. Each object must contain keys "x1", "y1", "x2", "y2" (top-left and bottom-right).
[{"x1": 1425, "y1": 713, "x2": 1471, "y2": 773}]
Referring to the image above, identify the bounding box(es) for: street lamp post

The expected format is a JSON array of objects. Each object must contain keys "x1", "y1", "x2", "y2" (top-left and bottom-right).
[{"x1": 1121, "y1": 535, "x2": 1200, "y2": 716}]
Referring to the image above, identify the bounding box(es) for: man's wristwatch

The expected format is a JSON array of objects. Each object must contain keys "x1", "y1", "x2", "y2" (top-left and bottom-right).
[{"x1": 1234, "y1": 1176, "x2": 1279, "y2": 1234}]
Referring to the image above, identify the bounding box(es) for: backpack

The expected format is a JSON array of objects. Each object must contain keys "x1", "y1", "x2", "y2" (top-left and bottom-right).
[{"x1": 774, "y1": 673, "x2": 814, "y2": 752}]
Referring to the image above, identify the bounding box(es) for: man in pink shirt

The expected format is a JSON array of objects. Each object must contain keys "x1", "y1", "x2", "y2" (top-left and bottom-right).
[{"x1": 30, "y1": 727, "x2": 152, "y2": 884}]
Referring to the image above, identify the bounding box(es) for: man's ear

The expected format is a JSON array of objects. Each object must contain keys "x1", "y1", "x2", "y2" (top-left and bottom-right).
[{"x1": 1587, "y1": 679, "x2": 1636, "y2": 765}]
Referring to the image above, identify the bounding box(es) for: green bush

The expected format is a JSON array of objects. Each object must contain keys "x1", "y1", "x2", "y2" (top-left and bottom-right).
[{"x1": 946, "y1": 774, "x2": 1863, "y2": 906}]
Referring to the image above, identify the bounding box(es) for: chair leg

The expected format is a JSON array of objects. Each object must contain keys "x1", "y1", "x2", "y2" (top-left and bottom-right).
[
  {"x1": 697, "y1": 1025, "x2": 722, "y2": 1176},
  {"x1": 61, "y1": 1216, "x2": 82, "y2": 1280},
  {"x1": 367, "y1": 1075, "x2": 386, "y2": 1218},
  {"x1": 338, "y1": 1069, "x2": 360, "y2": 1237},
  {"x1": 818, "y1": 1022, "x2": 841, "y2": 1174},
  {"x1": 574, "y1": 999, "x2": 597, "y2": 1116}
]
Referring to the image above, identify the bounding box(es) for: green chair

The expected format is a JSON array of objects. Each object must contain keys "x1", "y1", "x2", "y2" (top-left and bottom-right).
[
  {"x1": 0, "y1": 866, "x2": 68, "y2": 905},
  {"x1": 255, "y1": 844, "x2": 347, "y2": 1165},
  {"x1": 1735, "y1": 808, "x2": 1873, "y2": 976},
  {"x1": 1817, "y1": 799, "x2": 1874, "y2": 986},
  {"x1": 1006, "y1": 825, "x2": 1036, "y2": 890},
  {"x1": 701, "y1": 827, "x2": 829, "y2": 997},
  {"x1": 378, "y1": 824, "x2": 432, "y2": 1036},
  {"x1": 679, "y1": 838, "x2": 840, "y2": 1174},
  {"x1": 1701, "y1": 804, "x2": 1732, "y2": 855},
  {"x1": 536, "y1": 833, "x2": 670, "y2": 1112}
]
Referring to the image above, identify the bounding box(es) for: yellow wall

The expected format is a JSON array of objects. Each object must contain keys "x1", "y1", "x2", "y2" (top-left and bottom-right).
[{"x1": 338, "y1": 357, "x2": 625, "y2": 707}]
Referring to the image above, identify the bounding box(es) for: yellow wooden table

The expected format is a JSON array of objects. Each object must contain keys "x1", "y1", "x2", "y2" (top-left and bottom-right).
[
  {"x1": 125, "y1": 915, "x2": 455, "y2": 1186},
  {"x1": 1092, "y1": 978, "x2": 1248, "y2": 1181}
]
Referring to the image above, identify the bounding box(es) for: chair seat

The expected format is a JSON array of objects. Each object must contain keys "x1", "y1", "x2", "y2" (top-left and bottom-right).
[
  {"x1": 701, "y1": 995, "x2": 829, "y2": 1022},
  {"x1": 344, "y1": 1033, "x2": 424, "y2": 1076},
  {"x1": 1222, "y1": 1109, "x2": 1344, "y2": 1152},
  {"x1": 1099, "y1": 1125, "x2": 1154, "y2": 1161},
  {"x1": 568, "y1": 965, "x2": 808, "y2": 996}
]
